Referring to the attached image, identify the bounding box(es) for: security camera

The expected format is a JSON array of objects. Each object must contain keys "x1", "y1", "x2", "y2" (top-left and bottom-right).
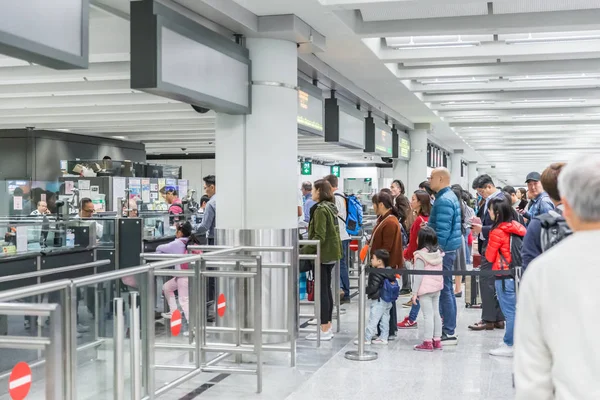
[
  {"x1": 191, "y1": 105, "x2": 211, "y2": 114},
  {"x1": 181, "y1": 148, "x2": 187, "y2": 151},
  {"x1": 381, "y1": 157, "x2": 393, "y2": 164}
]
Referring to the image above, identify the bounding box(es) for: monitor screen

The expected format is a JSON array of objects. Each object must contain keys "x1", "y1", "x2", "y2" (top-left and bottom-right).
[
  {"x1": 297, "y1": 88, "x2": 324, "y2": 136},
  {"x1": 338, "y1": 110, "x2": 365, "y2": 149},
  {"x1": 398, "y1": 131, "x2": 411, "y2": 161},
  {"x1": 374, "y1": 124, "x2": 393, "y2": 157}
]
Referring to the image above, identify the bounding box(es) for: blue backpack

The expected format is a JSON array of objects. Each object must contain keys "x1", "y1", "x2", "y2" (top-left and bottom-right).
[
  {"x1": 336, "y1": 193, "x2": 363, "y2": 236},
  {"x1": 381, "y1": 278, "x2": 400, "y2": 303}
]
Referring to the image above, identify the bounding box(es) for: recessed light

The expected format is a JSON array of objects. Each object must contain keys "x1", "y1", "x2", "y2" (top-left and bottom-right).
[{"x1": 112, "y1": 135, "x2": 127, "y2": 139}]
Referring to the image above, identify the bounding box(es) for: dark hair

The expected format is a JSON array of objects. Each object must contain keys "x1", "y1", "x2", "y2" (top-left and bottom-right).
[
  {"x1": 373, "y1": 191, "x2": 400, "y2": 218},
  {"x1": 80, "y1": 198, "x2": 93, "y2": 209},
  {"x1": 200, "y1": 195, "x2": 210, "y2": 206},
  {"x1": 324, "y1": 174, "x2": 339, "y2": 189},
  {"x1": 518, "y1": 187, "x2": 527, "y2": 198},
  {"x1": 13, "y1": 187, "x2": 24, "y2": 196},
  {"x1": 419, "y1": 181, "x2": 434, "y2": 197},
  {"x1": 103, "y1": 156, "x2": 112, "y2": 160},
  {"x1": 380, "y1": 188, "x2": 393, "y2": 196},
  {"x1": 372, "y1": 249, "x2": 390, "y2": 266},
  {"x1": 488, "y1": 196, "x2": 514, "y2": 228},
  {"x1": 313, "y1": 179, "x2": 334, "y2": 203},
  {"x1": 503, "y1": 185, "x2": 517, "y2": 195},
  {"x1": 413, "y1": 190, "x2": 432, "y2": 216},
  {"x1": 177, "y1": 221, "x2": 193, "y2": 237},
  {"x1": 395, "y1": 195, "x2": 410, "y2": 229},
  {"x1": 472, "y1": 174, "x2": 495, "y2": 190},
  {"x1": 203, "y1": 175, "x2": 216, "y2": 187},
  {"x1": 417, "y1": 226, "x2": 439, "y2": 253},
  {"x1": 392, "y1": 179, "x2": 405, "y2": 195},
  {"x1": 541, "y1": 162, "x2": 566, "y2": 202}
]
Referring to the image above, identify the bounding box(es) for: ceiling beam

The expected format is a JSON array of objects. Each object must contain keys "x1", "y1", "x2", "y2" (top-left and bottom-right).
[
  {"x1": 0, "y1": 80, "x2": 133, "y2": 98},
  {"x1": 422, "y1": 88, "x2": 600, "y2": 103},
  {"x1": 343, "y1": 8, "x2": 600, "y2": 37},
  {"x1": 0, "y1": 121, "x2": 212, "y2": 130},
  {"x1": 409, "y1": 78, "x2": 600, "y2": 93},
  {"x1": 450, "y1": 120, "x2": 600, "y2": 128},
  {"x1": 438, "y1": 106, "x2": 600, "y2": 117},
  {"x1": 0, "y1": 61, "x2": 129, "y2": 85},
  {"x1": 0, "y1": 103, "x2": 194, "y2": 118},
  {"x1": 0, "y1": 93, "x2": 183, "y2": 109},
  {"x1": 396, "y1": 58, "x2": 600, "y2": 80},
  {"x1": 378, "y1": 41, "x2": 600, "y2": 63}
]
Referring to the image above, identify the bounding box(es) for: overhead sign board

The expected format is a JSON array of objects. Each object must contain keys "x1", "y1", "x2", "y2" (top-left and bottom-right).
[
  {"x1": 325, "y1": 98, "x2": 365, "y2": 150},
  {"x1": 365, "y1": 117, "x2": 393, "y2": 157},
  {"x1": 297, "y1": 80, "x2": 324, "y2": 136},
  {"x1": 398, "y1": 131, "x2": 411, "y2": 161},
  {"x1": 0, "y1": 0, "x2": 89, "y2": 69},
  {"x1": 131, "y1": 0, "x2": 251, "y2": 115},
  {"x1": 331, "y1": 166, "x2": 341, "y2": 178}
]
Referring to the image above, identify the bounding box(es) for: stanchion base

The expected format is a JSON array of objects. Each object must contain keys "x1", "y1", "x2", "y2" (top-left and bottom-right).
[{"x1": 344, "y1": 350, "x2": 378, "y2": 361}]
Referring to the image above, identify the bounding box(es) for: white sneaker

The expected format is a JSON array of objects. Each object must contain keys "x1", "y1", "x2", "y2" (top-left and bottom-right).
[
  {"x1": 372, "y1": 338, "x2": 388, "y2": 345},
  {"x1": 307, "y1": 319, "x2": 318, "y2": 326},
  {"x1": 353, "y1": 339, "x2": 372, "y2": 345},
  {"x1": 161, "y1": 312, "x2": 172, "y2": 320},
  {"x1": 490, "y1": 342, "x2": 514, "y2": 357},
  {"x1": 306, "y1": 330, "x2": 333, "y2": 341}
]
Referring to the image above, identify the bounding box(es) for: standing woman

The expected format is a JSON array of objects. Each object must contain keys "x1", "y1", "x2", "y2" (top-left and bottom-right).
[
  {"x1": 395, "y1": 194, "x2": 413, "y2": 296},
  {"x1": 370, "y1": 191, "x2": 404, "y2": 340},
  {"x1": 302, "y1": 179, "x2": 342, "y2": 341},
  {"x1": 398, "y1": 189, "x2": 432, "y2": 329}
]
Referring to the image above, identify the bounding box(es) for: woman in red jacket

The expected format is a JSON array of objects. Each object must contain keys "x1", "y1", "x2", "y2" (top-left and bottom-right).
[
  {"x1": 398, "y1": 189, "x2": 432, "y2": 328},
  {"x1": 485, "y1": 196, "x2": 526, "y2": 358}
]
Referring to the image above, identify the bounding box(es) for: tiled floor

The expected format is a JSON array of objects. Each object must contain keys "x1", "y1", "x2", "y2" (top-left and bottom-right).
[{"x1": 0, "y1": 291, "x2": 515, "y2": 399}]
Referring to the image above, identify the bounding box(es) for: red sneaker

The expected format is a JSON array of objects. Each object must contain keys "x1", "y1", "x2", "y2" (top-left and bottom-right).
[
  {"x1": 414, "y1": 341, "x2": 434, "y2": 352},
  {"x1": 433, "y1": 338, "x2": 443, "y2": 351},
  {"x1": 397, "y1": 317, "x2": 418, "y2": 329}
]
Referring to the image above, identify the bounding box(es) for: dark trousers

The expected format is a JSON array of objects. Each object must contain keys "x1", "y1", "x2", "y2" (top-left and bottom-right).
[
  {"x1": 320, "y1": 264, "x2": 334, "y2": 324},
  {"x1": 207, "y1": 237, "x2": 216, "y2": 306},
  {"x1": 479, "y1": 250, "x2": 505, "y2": 323}
]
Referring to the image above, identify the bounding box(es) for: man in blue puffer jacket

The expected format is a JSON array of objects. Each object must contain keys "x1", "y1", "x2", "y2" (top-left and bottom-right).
[{"x1": 428, "y1": 167, "x2": 463, "y2": 346}]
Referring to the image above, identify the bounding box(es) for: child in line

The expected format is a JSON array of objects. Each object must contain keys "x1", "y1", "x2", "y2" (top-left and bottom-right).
[
  {"x1": 411, "y1": 227, "x2": 444, "y2": 351},
  {"x1": 355, "y1": 249, "x2": 399, "y2": 345}
]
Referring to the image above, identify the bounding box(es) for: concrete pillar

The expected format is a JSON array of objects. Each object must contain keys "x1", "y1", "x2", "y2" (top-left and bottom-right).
[
  {"x1": 450, "y1": 151, "x2": 463, "y2": 188},
  {"x1": 407, "y1": 124, "x2": 429, "y2": 194},
  {"x1": 468, "y1": 161, "x2": 478, "y2": 193}
]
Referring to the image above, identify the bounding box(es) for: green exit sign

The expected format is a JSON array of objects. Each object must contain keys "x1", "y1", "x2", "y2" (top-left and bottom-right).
[
  {"x1": 331, "y1": 165, "x2": 340, "y2": 178},
  {"x1": 364, "y1": 178, "x2": 372, "y2": 183},
  {"x1": 301, "y1": 161, "x2": 312, "y2": 175}
]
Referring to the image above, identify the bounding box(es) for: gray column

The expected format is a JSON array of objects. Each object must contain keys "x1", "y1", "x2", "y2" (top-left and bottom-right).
[{"x1": 408, "y1": 124, "x2": 429, "y2": 194}]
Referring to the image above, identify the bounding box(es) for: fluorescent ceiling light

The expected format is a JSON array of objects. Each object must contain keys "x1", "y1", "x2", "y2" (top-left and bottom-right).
[
  {"x1": 513, "y1": 114, "x2": 573, "y2": 120},
  {"x1": 506, "y1": 33, "x2": 600, "y2": 45},
  {"x1": 440, "y1": 100, "x2": 495, "y2": 106},
  {"x1": 112, "y1": 135, "x2": 127, "y2": 139},
  {"x1": 451, "y1": 115, "x2": 499, "y2": 120},
  {"x1": 509, "y1": 73, "x2": 600, "y2": 82},
  {"x1": 393, "y1": 35, "x2": 480, "y2": 50},
  {"x1": 55, "y1": 128, "x2": 70, "y2": 132},
  {"x1": 420, "y1": 77, "x2": 490, "y2": 85},
  {"x1": 510, "y1": 98, "x2": 586, "y2": 104}
]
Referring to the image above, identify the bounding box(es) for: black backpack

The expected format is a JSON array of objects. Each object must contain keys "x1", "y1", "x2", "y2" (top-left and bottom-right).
[
  {"x1": 537, "y1": 210, "x2": 572, "y2": 252},
  {"x1": 499, "y1": 234, "x2": 524, "y2": 272}
]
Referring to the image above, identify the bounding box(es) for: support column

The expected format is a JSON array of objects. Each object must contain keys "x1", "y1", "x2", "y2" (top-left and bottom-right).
[
  {"x1": 450, "y1": 150, "x2": 464, "y2": 188},
  {"x1": 408, "y1": 124, "x2": 429, "y2": 194},
  {"x1": 214, "y1": 38, "x2": 299, "y2": 344},
  {"x1": 468, "y1": 161, "x2": 478, "y2": 193}
]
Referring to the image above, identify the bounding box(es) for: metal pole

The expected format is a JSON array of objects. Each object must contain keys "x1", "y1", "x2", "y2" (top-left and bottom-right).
[
  {"x1": 254, "y1": 256, "x2": 262, "y2": 394},
  {"x1": 139, "y1": 274, "x2": 149, "y2": 396},
  {"x1": 289, "y1": 244, "x2": 297, "y2": 367},
  {"x1": 194, "y1": 261, "x2": 202, "y2": 369},
  {"x1": 345, "y1": 262, "x2": 377, "y2": 361},
  {"x1": 146, "y1": 270, "x2": 156, "y2": 399},
  {"x1": 130, "y1": 292, "x2": 142, "y2": 400},
  {"x1": 45, "y1": 305, "x2": 64, "y2": 400},
  {"x1": 315, "y1": 243, "x2": 321, "y2": 347},
  {"x1": 235, "y1": 260, "x2": 243, "y2": 364},
  {"x1": 199, "y1": 260, "x2": 207, "y2": 365},
  {"x1": 335, "y1": 259, "x2": 341, "y2": 333},
  {"x1": 68, "y1": 284, "x2": 78, "y2": 399},
  {"x1": 113, "y1": 297, "x2": 125, "y2": 400}
]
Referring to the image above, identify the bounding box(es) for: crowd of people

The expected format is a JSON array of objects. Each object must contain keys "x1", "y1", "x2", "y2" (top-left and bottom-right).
[{"x1": 300, "y1": 155, "x2": 600, "y2": 399}]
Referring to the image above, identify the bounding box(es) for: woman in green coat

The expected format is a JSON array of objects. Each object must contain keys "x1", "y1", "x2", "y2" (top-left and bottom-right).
[{"x1": 302, "y1": 179, "x2": 342, "y2": 341}]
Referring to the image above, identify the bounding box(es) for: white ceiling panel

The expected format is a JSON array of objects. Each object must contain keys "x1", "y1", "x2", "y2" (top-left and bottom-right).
[
  {"x1": 360, "y1": 2, "x2": 488, "y2": 21},
  {"x1": 494, "y1": 0, "x2": 600, "y2": 14}
]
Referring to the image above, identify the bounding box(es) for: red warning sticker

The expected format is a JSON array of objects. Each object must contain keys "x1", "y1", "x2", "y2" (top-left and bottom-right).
[
  {"x1": 217, "y1": 293, "x2": 226, "y2": 317},
  {"x1": 170, "y1": 309, "x2": 182, "y2": 336},
  {"x1": 9, "y1": 362, "x2": 31, "y2": 400}
]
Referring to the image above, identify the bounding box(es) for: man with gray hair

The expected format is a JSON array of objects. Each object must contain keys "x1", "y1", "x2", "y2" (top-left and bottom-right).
[
  {"x1": 514, "y1": 155, "x2": 600, "y2": 399},
  {"x1": 301, "y1": 181, "x2": 316, "y2": 223}
]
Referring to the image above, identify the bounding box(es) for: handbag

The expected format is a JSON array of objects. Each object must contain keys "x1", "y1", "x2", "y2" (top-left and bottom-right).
[
  {"x1": 300, "y1": 259, "x2": 314, "y2": 273},
  {"x1": 306, "y1": 270, "x2": 315, "y2": 302}
]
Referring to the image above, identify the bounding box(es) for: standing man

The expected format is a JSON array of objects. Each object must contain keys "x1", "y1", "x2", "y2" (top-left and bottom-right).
[
  {"x1": 197, "y1": 175, "x2": 217, "y2": 245},
  {"x1": 301, "y1": 181, "x2": 316, "y2": 223},
  {"x1": 165, "y1": 187, "x2": 184, "y2": 215},
  {"x1": 503, "y1": 186, "x2": 520, "y2": 210},
  {"x1": 521, "y1": 172, "x2": 555, "y2": 224},
  {"x1": 428, "y1": 168, "x2": 463, "y2": 345},
  {"x1": 324, "y1": 175, "x2": 351, "y2": 304},
  {"x1": 514, "y1": 156, "x2": 600, "y2": 399},
  {"x1": 470, "y1": 175, "x2": 505, "y2": 331}
]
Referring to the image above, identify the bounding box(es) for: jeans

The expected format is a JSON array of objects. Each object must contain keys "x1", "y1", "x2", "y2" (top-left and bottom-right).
[
  {"x1": 340, "y1": 240, "x2": 351, "y2": 298},
  {"x1": 320, "y1": 264, "x2": 335, "y2": 324},
  {"x1": 495, "y1": 279, "x2": 516, "y2": 346},
  {"x1": 420, "y1": 292, "x2": 442, "y2": 340},
  {"x1": 464, "y1": 230, "x2": 472, "y2": 265},
  {"x1": 366, "y1": 299, "x2": 393, "y2": 341},
  {"x1": 440, "y1": 251, "x2": 457, "y2": 335},
  {"x1": 408, "y1": 300, "x2": 420, "y2": 322}
]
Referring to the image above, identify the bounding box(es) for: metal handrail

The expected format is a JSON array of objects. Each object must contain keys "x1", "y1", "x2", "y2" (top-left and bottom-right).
[
  {"x1": 298, "y1": 239, "x2": 322, "y2": 346},
  {"x1": 0, "y1": 259, "x2": 110, "y2": 284}
]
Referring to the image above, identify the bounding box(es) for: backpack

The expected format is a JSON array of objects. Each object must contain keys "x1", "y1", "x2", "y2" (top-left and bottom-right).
[
  {"x1": 381, "y1": 277, "x2": 400, "y2": 303},
  {"x1": 499, "y1": 234, "x2": 524, "y2": 271},
  {"x1": 400, "y1": 224, "x2": 409, "y2": 247},
  {"x1": 335, "y1": 193, "x2": 363, "y2": 236},
  {"x1": 537, "y1": 210, "x2": 572, "y2": 252}
]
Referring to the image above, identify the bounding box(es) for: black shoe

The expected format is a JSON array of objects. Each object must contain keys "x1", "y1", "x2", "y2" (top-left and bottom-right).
[
  {"x1": 441, "y1": 333, "x2": 458, "y2": 346},
  {"x1": 455, "y1": 292, "x2": 463, "y2": 298},
  {"x1": 341, "y1": 296, "x2": 351, "y2": 304},
  {"x1": 399, "y1": 289, "x2": 412, "y2": 296}
]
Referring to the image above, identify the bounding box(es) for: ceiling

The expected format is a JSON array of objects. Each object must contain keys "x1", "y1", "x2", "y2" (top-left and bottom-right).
[{"x1": 2, "y1": 0, "x2": 597, "y2": 183}]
